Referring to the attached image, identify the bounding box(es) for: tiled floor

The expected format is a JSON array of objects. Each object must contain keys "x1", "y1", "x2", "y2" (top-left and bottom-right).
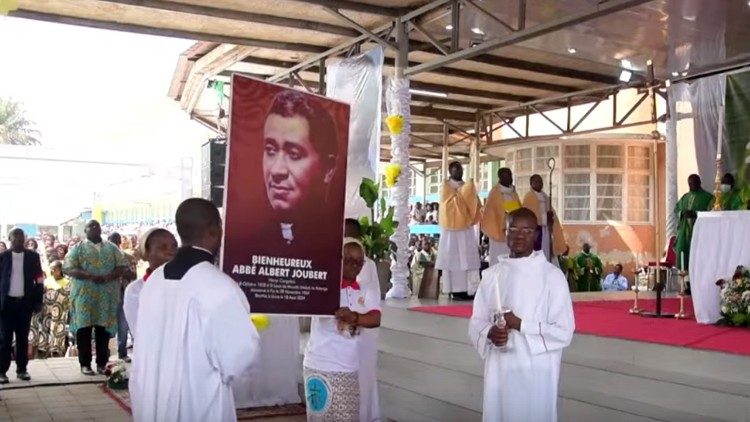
[
  {"x1": 0, "y1": 358, "x2": 107, "y2": 391},
  {"x1": 0, "y1": 358, "x2": 306, "y2": 422},
  {"x1": 0, "y1": 384, "x2": 130, "y2": 422}
]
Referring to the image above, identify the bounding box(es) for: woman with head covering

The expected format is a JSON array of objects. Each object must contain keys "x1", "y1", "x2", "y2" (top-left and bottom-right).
[
  {"x1": 303, "y1": 238, "x2": 382, "y2": 421},
  {"x1": 29, "y1": 260, "x2": 72, "y2": 358},
  {"x1": 122, "y1": 228, "x2": 178, "y2": 339}
]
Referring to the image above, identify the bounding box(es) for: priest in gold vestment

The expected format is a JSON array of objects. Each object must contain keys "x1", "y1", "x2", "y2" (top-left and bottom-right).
[
  {"x1": 481, "y1": 167, "x2": 521, "y2": 265},
  {"x1": 522, "y1": 174, "x2": 567, "y2": 261},
  {"x1": 435, "y1": 161, "x2": 481, "y2": 299}
]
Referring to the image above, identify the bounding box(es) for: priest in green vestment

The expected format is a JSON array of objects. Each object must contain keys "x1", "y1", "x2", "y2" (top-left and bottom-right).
[
  {"x1": 675, "y1": 174, "x2": 715, "y2": 270},
  {"x1": 575, "y1": 243, "x2": 603, "y2": 292},
  {"x1": 719, "y1": 173, "x2": 744, "y2": 210},
  {"x1": 558, "y1": 246, "x2": 579, "y2": 292}
]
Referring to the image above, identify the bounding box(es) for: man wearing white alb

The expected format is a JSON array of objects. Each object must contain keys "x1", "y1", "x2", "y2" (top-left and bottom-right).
[
  {"x1": 436, "y1": 161, "x2": 481, "y2": 300},
  {"x1": 469, "y1": 207, "x2": 574, "y2": 422},
  {"x1": 130, "y1": 198, "x2": 260, "y2": 422}
]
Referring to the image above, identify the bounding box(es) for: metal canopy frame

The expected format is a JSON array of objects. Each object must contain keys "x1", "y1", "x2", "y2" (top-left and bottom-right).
[
  {"x1": 12, "y1": 0, "x2": 662, "y2": 161},
  {"x1": 232, "y1": 0, "x2": 659, "y2": 162}
]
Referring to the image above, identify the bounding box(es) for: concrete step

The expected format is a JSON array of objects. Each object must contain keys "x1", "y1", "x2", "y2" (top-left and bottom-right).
[
  {"x1": 378, "y1": 323, "x2": 750, "y2": 422},
  {"x1": 561, "y1": 357, "x2": 750, "y2": 421},
  {"x1": 567, "y1": 334, "x2": 750, "y2": 385},
  {"x1": 379, "y1": 382, "x2": 481, "y2": 422},
  {"x1": 560, "y1": 387, "x2": 727, "y2": 422}
]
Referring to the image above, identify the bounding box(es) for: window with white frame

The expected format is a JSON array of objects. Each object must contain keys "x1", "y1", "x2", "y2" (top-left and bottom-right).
[
  {"x1": 427, "y1": 169, "x2": 442, "y2": 195},
  {"x1": 480, "y1": 162, "x2": 492, "y2": 192},
  {"x1": 564, "y1": 144, "x2": 591, "y2": 169},
  {"x1": 596, "y1": 145, "x2": 624, "y2": 169},
  {"x1": 627, "y1": 146, "x2": 651, "y2": 222},
  {"x1": 409, "y1": 169, "x2": 417, "y2": 197},
  {"x1": 563, "y1": 173, "x2": 591, "y2": 221},
  {"x1": 596, "y1": 173, "x2": 623, "y2": 221},
  {"x1": 502, "y1": 141, "x2": 654, "y2": 224}
]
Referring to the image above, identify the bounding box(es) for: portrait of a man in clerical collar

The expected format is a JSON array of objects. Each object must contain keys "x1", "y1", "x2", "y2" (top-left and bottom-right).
[{"x1": 261, "y1": 90, "x2": 339, "y2": 247}]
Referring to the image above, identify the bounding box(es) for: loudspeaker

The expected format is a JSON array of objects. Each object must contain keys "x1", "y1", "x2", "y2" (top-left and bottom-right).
[{"x1": 201, "y1": 138, "x2": 227, "y2": 207}]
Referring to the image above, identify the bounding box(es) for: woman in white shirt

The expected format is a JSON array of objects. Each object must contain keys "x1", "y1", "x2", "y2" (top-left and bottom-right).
[{"x1": 303, "y1": 237, "x2": 381, "y2": 421}]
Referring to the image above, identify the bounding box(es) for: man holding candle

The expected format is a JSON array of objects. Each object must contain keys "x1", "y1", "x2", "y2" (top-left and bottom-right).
[
  {"x1": 675, "y1": 174, "x2": 714, "y2": 271},
  {"x1": 469, "y1": 207, "x2": 575, "y2": 422}
]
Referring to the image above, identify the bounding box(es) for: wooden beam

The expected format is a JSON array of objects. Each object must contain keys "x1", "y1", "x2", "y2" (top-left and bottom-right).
[
  {"x1": 410, "y1": 41, "x2": 620, "y2": 84},
  {"x1": 245, "y1": 55, "x2": 571, "y2": 93},
  {"x1": 299, "y1": 0, "x2": 408, "y2": 17},
  {"x1": 382, "y1": 58, "x2": 574, "y2": 93},
  {"x1": 241, "y1": 56, "x2": 531, "y2": 103},
  {"x1": 10, "y1": 10, "x2": 329, "y2": 54},
  {"x1": 101, "y1": 0, "x2": 359, "y2": 37},
  {"x1": 411, "y1": 81, "x2": 532, "y2": 103},
  {"x1": 411, "y1": 95, "x2": 495, "y2": 111},
  {"x1": 411, "y1": 106, "x2": 476, "y2": 122}
]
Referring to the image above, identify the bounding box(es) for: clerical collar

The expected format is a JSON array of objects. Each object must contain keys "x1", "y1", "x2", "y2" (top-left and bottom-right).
[
  {"x1": 280, "y1": 223, "x2": 294, "y2": 244},
  {"x1": 164, "y1": 246, "x2": 215, "y2": 280}
]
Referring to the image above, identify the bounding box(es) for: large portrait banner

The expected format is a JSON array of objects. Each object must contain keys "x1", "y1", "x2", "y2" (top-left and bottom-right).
[{"x1": 222, "y1": 75, "x2": 350, "y2": 315}]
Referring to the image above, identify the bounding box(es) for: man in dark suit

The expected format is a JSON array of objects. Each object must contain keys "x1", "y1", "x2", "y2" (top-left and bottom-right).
[{"x1": 0, "y1": 227, "x2": 44, "y2": 383}]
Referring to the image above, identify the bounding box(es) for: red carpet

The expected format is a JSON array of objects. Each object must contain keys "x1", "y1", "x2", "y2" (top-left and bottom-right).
[{"x1": 410, "y1": 299, "x2": 750, "y2": 356}]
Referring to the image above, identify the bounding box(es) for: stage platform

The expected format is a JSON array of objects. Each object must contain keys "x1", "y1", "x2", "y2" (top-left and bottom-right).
[{"x1": 371, "y1": 293, "x2": 750, "y2": 422}]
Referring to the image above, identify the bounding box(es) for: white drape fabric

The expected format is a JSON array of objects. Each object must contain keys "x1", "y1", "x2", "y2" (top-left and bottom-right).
[
  {"x1": 326, "y1": 47, "x2": 384, "y2": 220},
  {"x1": 689, "y1": 211, "x2": 750, "y2": 324}
]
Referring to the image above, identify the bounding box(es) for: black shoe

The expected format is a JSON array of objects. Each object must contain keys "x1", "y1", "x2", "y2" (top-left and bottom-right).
[
  {"x1": 0, "y1": 373, "x2": 8, "y2": 384},
  {"x1": 121, "y1": 356, "x2": 131, "y2": 363},
  {"x1": 16, "y1": 371, "x2": 31, "y2": 381},
  {"x1": 96, "y1": 366, "x2": 106, "y2": 375},
  {"x1": 81, "y1": 366, "x2": 95, "y2": 376}
]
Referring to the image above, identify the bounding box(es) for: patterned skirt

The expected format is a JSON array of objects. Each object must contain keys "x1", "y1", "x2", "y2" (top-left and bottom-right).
[
  {"x1": 303, "y1": 366, "x2": 359, "y2": 422},
  {"x1": 29, "y1": 288, "x2": 71, "y2": 356}
]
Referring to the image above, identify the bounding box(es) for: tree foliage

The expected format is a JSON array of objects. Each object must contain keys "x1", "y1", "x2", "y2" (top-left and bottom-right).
[{"x1": 0, "y1": 98, "x2": 41, "y2": 145}]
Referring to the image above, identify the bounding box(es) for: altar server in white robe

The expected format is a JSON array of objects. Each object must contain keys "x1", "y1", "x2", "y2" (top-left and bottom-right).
[
  {"x1": 469, "y1": 207, "x2": 574, "y2": 422},
  {"x1": 345, "y1": 218, "x2": 382, "y2": 422},
  {"x1": 435, "y1": 161, "x2": 481, "y2": 300},
  {"x1": 130, "y1": 198, "x2": 261, "y2": 422}
]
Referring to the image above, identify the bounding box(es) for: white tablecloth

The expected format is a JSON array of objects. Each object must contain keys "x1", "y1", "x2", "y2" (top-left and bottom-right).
[{"x1": 689, "y1": 211, "x2": 750, "y2": 324}]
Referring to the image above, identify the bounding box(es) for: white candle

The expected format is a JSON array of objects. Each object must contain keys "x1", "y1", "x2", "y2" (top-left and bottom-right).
[
  {"x1": 680, "y1": 252, "x2": 685, "y2": 270},
  {"x1": 495, "y1": 280, "x2": 502, "y2": 310}
]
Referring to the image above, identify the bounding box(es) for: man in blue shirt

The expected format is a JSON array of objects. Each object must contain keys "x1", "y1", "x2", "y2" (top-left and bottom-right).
[{"x1": 602, "y1": 264, "x2": 629, "y2": 291}]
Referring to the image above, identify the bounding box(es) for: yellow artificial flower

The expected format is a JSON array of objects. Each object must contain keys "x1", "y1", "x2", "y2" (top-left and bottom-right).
[
  {"x1": 0, "y1": 0, "x2": 18, "y2": 15},
  {"x1": 385, "y1": 114, "x2": 405, "y2": 135},
  {"x1": 383, "y1": 163, "x2": 402, "y2": 188},
  {"x1": 250, "y1": 314, "x2": 271, "y2": 331}
]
